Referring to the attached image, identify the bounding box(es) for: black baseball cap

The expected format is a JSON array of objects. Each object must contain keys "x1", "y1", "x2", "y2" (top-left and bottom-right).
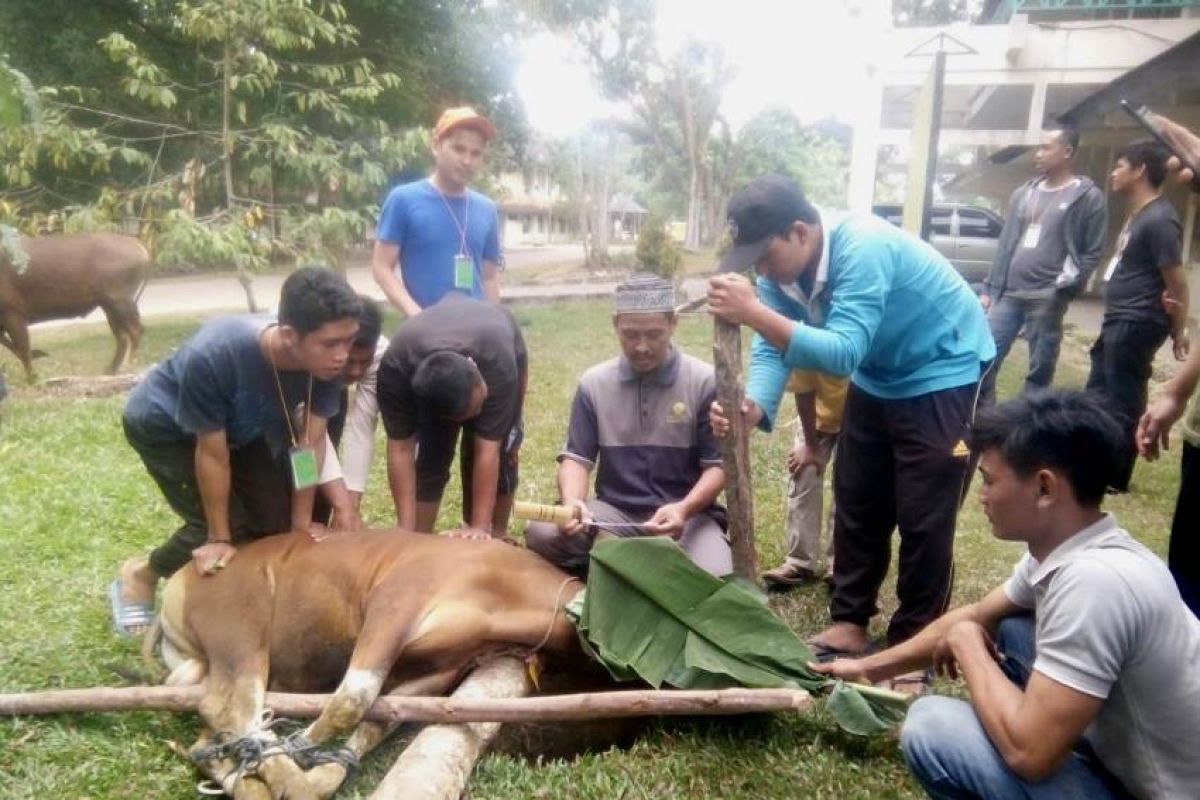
[{"x1": 719, "y1": 174, "x2": 815, "y2": 272}]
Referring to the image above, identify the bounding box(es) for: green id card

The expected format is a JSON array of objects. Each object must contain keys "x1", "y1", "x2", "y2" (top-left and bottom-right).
[
  {"x1": 453, "y1": 254, "x2": 474, "y2": 291},
  {"x1": 289, "y1": 445, "x2": 319, "y2": 490}
]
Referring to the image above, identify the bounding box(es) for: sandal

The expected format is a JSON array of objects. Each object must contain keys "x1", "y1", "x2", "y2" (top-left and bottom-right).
[
  {"x1": 882, "y1": 668, "x2": 933, "y2": 697},
  {"x1": 108, "y1": 578, "x2": 155, "y2": 638}
]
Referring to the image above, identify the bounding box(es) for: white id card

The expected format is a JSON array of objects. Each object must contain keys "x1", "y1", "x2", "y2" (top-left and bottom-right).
[
  {"x1": 1021, "y1": 223, "x2": 1041, "y2": 249},
  {"x1": 1103, "y1": 255, "x2": 1120, "y2": 282}
]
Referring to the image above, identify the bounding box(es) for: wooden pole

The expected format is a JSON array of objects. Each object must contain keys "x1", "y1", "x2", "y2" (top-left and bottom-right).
[
  {"x1": 0, "y1": 684, "x2": 815, "y2": 723},
  {"x1": 368, "y1": 656, "x2": 529, "y2": 800},
  {"x1": 713, "y1": 318, "x2": 758, "y2": 581}
]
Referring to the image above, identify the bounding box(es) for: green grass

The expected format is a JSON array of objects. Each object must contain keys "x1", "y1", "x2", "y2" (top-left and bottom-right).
[{"x1": 0, "y1": 303, "x2": 1182, "y2": 799}]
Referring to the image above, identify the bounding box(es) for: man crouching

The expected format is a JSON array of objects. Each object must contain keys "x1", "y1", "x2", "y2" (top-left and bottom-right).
[{"x1": 814, "y1": 390, "x2": 1200, "y2": 799}]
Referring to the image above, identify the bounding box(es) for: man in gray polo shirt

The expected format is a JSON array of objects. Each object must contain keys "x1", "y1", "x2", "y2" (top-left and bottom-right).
[
  {"x1": 525, "y1": 274, "x2": 730, "y2": 576},
  {"x1": 814, "y1": 390, "x2": 1200, "y2": 799}
]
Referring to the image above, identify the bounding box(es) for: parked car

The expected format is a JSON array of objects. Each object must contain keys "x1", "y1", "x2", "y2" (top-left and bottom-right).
[{"x1": 872, "y1": 203, "x2": 1003, "y2": 288}]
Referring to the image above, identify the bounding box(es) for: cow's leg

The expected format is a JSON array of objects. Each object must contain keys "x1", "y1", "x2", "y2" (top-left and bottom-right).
[
  {"x1": 100, "y1": 301, "x2": 134, "y2": 374},
  {"x1": 305, "y1": 668, "x2": 462, "y2": 800},
  {"x1": 303, "y1": 599, "x2": 489, "y2": 747},
  {"x1": 0, "y1": 310, "x2": 34, "y2": 381},
  {"x1": 188, "y1": 726, "x2": 273, "y2": 800},
  {"x1": 197, "y1": 662, "x2": 317, "y2": 800}
]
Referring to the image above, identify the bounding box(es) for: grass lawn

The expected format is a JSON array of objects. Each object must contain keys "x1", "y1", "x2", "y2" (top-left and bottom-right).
[{"x1": 0, "y1": 301, "x2": 1182, "y2": 799}]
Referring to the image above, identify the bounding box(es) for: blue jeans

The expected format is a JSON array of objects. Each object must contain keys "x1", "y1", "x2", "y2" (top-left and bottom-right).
[
  {"x1": 900, "y1": 616, "x2": 1131, "y2": 800},
  {"x1": 980, "y1": 292, "x2": 1069, "y2": 405}
]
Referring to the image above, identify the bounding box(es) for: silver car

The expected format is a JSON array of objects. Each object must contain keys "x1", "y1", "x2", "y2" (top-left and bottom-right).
[{"x1": 872, "y1": 203, "x2": 1003, "y2": 288}]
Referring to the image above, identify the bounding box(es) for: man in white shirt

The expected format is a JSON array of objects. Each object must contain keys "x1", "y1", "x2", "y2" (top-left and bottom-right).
[{"x1": 814, "y1": 390, "x2": 1200, "y2": 800}]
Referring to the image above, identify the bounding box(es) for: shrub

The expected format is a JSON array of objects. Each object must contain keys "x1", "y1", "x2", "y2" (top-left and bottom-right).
[{"x1": 635, "y1": 215, "x2": 683, "y2": 280}]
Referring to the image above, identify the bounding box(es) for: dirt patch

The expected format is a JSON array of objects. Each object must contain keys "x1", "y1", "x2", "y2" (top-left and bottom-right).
[{"x1": 34, "y1": 373, "x2": 140, "y2": 400}]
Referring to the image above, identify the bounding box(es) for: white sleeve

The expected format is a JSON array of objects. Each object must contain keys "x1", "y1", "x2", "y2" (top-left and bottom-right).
[
  {"x1": 341, "y1": 343, "x2": 383, "y2": 494},
  {"x1": 1003, "y1": 553, "x2": 1038, "y2": 610},
  {"x1": 319, "y1": 431, "x2": 344, "y2": 484}
]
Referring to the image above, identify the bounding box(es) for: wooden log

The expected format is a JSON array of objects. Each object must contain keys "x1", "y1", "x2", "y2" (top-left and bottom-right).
[
  {"x1": 369, "y1": 656, "x2": 529, "y2": 800},
  {"x1": 0, "y1": 684, "x2": 815, "y2": 724},
  {"x1": 713, "y1": 317, "x2": 759, "y2": 581}
]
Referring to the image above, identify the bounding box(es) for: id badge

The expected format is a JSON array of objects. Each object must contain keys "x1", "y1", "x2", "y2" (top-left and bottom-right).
[
  {"x1": 1104, "y1": 254, "x2": 1121, "y2": 282},
  {"x1": 453, "y1": 254, "x2": 474, "y2": 291},
  {"x1": 1021, "y1": 223, "x2": 1041, "y2": 249},
  {"x1": 289, "y1": 445, "x2": 319, "y2": 490}
]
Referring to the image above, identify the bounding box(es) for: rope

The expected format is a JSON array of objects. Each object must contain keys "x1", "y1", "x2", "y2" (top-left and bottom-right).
[{"x1": 530, "y1": 576, "x2": 581, "y2": 655}]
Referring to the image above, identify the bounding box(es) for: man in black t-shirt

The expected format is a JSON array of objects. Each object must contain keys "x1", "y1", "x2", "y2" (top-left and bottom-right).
[
  {"x1": 1088, "y1": 139, "x2": 1190, "y2": 491},
  {"x1": 376, "y1": 293, "x2": 527, "y2": 539}
]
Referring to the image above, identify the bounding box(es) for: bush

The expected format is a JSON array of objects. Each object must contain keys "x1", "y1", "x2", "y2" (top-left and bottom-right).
[{"x1": 635, "y1": 215, "x2": 683, "y2": 280}]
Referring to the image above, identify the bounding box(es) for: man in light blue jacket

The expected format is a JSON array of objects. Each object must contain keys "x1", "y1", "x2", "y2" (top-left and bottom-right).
[{"x1": 708, "y1": 175, "x2": 995, "y2": 675}]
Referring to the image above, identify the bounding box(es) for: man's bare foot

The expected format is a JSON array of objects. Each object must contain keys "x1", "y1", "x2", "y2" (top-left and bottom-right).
[
  {"x1": 807, "y1": 621, "x2": 871, "y2": 658},
  {"x1": 119, "y1": 557, "x2": 157, "y2": 605}
]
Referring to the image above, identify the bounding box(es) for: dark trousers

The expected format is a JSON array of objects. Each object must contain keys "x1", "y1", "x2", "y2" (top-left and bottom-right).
[
  {"x1": 830, "y1": 381, "x2": 978, "y2": 645},
  {"x1": 124, "y1": 418, "x2": 292, "y2": 579},
  {"x1": 979, "y1": 291, "x2": 1069, "y2": 406},
  {"x1": 415, "y1": 416, "x2": 521, "y2": 524},
  {"x1": 1085, "y1": 319, "x2": 1168, "y2": 492},
  {"x1": 1171, "y1": 443, "x2": 1200, "y2": 618}
]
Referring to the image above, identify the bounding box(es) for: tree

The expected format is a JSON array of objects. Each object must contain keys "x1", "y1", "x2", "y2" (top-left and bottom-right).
[
  {"x1": 892, "y1": 0, "x2": 982, "y2": 26},
  {"x1": 0, "y1": 0, "x2": 408, "y2": 310},
  {"x1": 731, "y1": 108, "x2": 851, "y2": 209}
]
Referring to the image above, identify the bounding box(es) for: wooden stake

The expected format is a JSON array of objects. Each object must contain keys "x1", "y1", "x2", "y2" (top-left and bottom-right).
[
  {"x1": 0, "y1": 684, "x2": 815, "y2": 723},
  {"x1": 713, "y1": 317, "x2": 758, "y2": 581}
]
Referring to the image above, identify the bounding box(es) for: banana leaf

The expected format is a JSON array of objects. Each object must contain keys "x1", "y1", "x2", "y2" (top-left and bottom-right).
[{"x1": 566, "y1": 537, "x2": 910, "y2": 735}]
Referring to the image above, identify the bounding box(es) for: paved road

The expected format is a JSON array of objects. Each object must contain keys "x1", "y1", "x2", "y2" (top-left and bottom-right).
[{"x1": 32, "y1": 250, "x2": 1119, "y2": 348}]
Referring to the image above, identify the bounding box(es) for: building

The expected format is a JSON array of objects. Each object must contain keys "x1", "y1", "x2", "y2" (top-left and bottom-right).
[{"x1": 847, "y1": 0, "x2": 1200, "y2": 298}]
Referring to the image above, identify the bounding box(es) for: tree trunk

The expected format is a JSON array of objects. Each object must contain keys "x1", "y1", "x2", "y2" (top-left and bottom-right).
[
  {"x1": 368, "y1": 656, "x2": 528, "y2": 800},
  {"x1": 221, "y1": 42, "x2": 234, "y2": 212},
  {"x1": 237, "y1": 269, "x2": 260, "y2": 313},
  {"x1": 713, "y1": 319, "x2": 758, "y2": 581}
]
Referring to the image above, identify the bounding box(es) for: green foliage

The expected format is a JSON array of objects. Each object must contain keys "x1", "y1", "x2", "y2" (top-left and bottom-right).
[
  {"x1": 734, "y1": 107, "x2": 851, "y2": 209},
  {"x1": 153, "y1": 211, "x2": 269, "y2": 274},
  {"x1": 635, "y1": 215, "x2": 682, "y2": 279}
]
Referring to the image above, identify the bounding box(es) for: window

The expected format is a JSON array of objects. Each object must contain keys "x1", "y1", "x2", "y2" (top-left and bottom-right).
[
  {"x1": 930, "y1": 214, "x2": 952, "y2": 236},
  {"x1": 958, "y1": 209, "x2": 1001, "y2": 238}
]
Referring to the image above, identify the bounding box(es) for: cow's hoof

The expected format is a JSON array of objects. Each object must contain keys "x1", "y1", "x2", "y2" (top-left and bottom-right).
[{"x1": 305, "y1": 763, "x2": 349, "y2": 799}]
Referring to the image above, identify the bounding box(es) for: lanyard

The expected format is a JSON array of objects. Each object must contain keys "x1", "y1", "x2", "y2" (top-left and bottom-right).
[
  {"x1": 1115, "y1": 195, "x2": 1158, "y2": 258},
  {"x1": 431, "y1": 179, "x2": 470, "y2": 256},
  {"x1": 264, "y1": 327, "x2": 313, "y2": 447}
]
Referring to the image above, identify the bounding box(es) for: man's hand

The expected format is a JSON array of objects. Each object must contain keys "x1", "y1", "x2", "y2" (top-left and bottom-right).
[
  {"x1": 979, "y1": 293, "x2": 992, "y2": 312},
  {"x1": 647, "y1": 502, "x2": 688, "y2": 538},
  {"x1": 191, "y1": 541, "x2": 236, "y2": 576},
  {"x1": 808, "y1": 657, "x2": 871, "y2": 684},
  {"x1": 561, "y1": 498, "x2": 592, "y2": 536},
  {"x1": 1152, "y1": 112, "x2": 1200, "y2": 187},
  {"x1": 786, "y1": 442, "x2": 826, "y2": 476},
  {"x1": 444, "y1": 526, "x2": 493, "y2": 541},
  {"x1": 709, "y1": 399, "x2": 764, "y2": 438},
  {"x1": 934, "y1": 620, "x2": 1000, "y2": 681},
  {"x1": 1137, "y1": 392, "x2": 1187, "y2": 460},
  {"x1": 1173, "y1": 331, "x2": 1190, "y2": 363},
  {"x1": 329, "y1": 504, "x2": 364, "y2": 533},
  {"x1": 707, "y1": 273, "x2": 760, "y2": 325}
]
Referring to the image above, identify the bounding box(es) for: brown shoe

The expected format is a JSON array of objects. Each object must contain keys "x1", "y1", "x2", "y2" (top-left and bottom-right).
[{"x1": 761, "y1": 562, "x2": 820, "y2": 589}]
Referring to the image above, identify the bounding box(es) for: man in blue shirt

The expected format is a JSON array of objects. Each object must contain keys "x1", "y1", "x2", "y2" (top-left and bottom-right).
[
  {"x1": 371, "y1": 107, "x2": 503, "y2": 315},
  {"x1": 708, "y1": 175, "x2": 995, "y2": 673},
  {"x1": 111, "y1": 268, "x2": 361, "y2": 636}
]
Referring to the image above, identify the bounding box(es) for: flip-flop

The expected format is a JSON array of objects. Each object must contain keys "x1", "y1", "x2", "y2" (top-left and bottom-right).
[{"x1": 108, "y1": 578, "x2": 155, "y2": 638}]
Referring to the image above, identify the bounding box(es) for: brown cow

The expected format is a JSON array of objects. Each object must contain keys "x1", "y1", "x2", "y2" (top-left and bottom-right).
[
  {"x1": 157, "y1": 528, "x2": 583, "y2": 800},
  {"x1": 0, "y1": 232, "x2": 149, "y2": 379}
]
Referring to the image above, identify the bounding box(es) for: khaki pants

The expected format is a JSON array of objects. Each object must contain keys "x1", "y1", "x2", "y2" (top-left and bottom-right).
[{"x1": 782, "y1": 428, "x2": 837, "y2": 574}]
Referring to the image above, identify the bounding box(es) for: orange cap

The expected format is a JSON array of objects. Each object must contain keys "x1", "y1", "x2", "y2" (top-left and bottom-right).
[{"x1": 433, "y1": 106, "x2": 496, "y2": 142}]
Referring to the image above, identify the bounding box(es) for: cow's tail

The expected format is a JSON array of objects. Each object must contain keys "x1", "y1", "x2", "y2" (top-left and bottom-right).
[{"x1": 139, "y1": 616, "x2": 167, "y2": 683}]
